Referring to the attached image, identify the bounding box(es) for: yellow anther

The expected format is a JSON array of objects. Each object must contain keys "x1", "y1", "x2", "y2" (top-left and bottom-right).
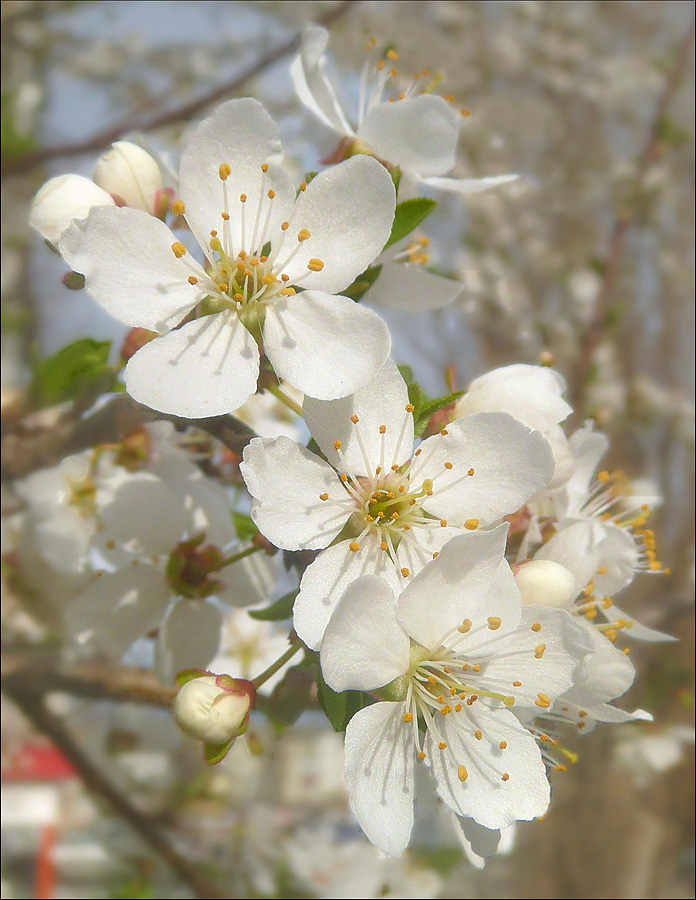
[
  {"x1": 535, "y1": 693, "x2": 551, "y2": 709},
  {"x1": 240, "y1": 193, "x2": 247, "y2": 202},
  {"x1": 597, "y1": 471, "x2": 610, "y2": 483},
  {"x1": 319, "y1": 493, "x2": 329, "y2": 501},
  {"x1": 218, "y1": 163, "x2": 231, "y2": 180},
  {"x1": 188, "y1": 276, "x2": 198, "y2": 285},
  {"x1": 280, "y1": 288, "x2": 296, "y2": 296},
  {"x1": 261, "y1": 274, "x2": 277, "y2": 285},
  {"x1": 474, "y1": 730, "x2": 483, "y2": 740},
  {"x1": 380, "y1": 542, "x2": 388, "y2": 551},
  {"x1": 218, "y1": 283, "x2": 228, "y2": 292},
  {"x1": 597, "y1": 566, "x2": 607, "y2": 575},
  {"x1": 440, "y1": 519, "x2": 448, "y2": 528},
  {"x1": 379, "y1": 424, "x2": 387, "y2": 434},
  {"x1": 499, "y1": 741, "x2": 508, "y2": 750},
  {"x1": 171, "y1": 200, "x2": 186, "y2": 216},
  {"x1": 377, "y1": 59, "x2": 385, "y2": 71},
  {"x1": 605, "y1": 629, "x2": 619, "y2": 643},
  {"x1": 234, "y1": 293, "x2": 244, "y2": 302},
  {"x1": 386, "y1": 49, "x2": 398, "y2": 60},
  {"x1": 622, "y1": 647, "x2": 631, "y2": 655},
  {"x1": 444, "y1": 461, "x2": 453, "y2": 470},
  {"x1": 221, "y1": 212, "x2": 230, "y2": 221},
  {"x1": 351, "y1": 414, "x2": 360, "y2": 424},
  {"x1": 307, "y1": 258, "x2": 325, "y2": 272},
  {"x1": 440, "y1": 429, "x2": 449, "y2": 436},
  {"x1": 299, "y1": 181, "x2": 308, "y2": 192},
  {"x1": 334, "y1": 440, "x2": 342, "y2": 450},
  {"x1": 261, "y1": 163, "x2": 269, "y2": 173},
  {"x1": 297, "y1": 228, "x2": 311, "y2": 242},
  {"x1": 340, "y1": 473, "x2": 348, "y2": 482},
  {"x1": 455, "y1": 703, "x2": 462, "y2": 712},
  {"x1": 503, "y1": 696, "x2": 516, "y2": 707},
  {"x1": 418, "y1": 751, "x2": 426, "y2": 761},
  {"x1": 457, "y1": 619, "x2": 472, "y2": 634},
  {"x1": 464, "y1": 519, "x2": 480, "y2": 530},
  {"x1": 210, "y1": 229, "x2": 218, "y2": 237},
  {"x1": 468, "y1": 467, "x2": 475, "y2": 476},
  {"x1": 501, "y1": 773, "x2": 510, "y2": 782},
  {"x1": 457, "y1": 765, "x2": 468, "y2": 782},
  {"x1": 554, "y1": 764, "x2": 567, "y2": 773},
  {"x1": 405, "y1": 403, "x2": 415, "y2": 413},
  {"x1": 403, "y1": 713, "x2": 413, "y2": 723},
  {"x1": 472, "y1": 664, "x2": 481, "y2": 673},
  {"x1": 267, "y1": 189, "x2": 276, "y2": 199},
  {"x1": 349, "y1": 542, "x2": 360, "y2": 553},
  {"x1": 531, "y1": 622, "x2": 542, "y2": 632},
  {"x1": 281, "y1": 221, "x2": 289, "y2": 231},
  {"x1": 534, "y1": 644, "x2": 547, "y2": 659},
  {"x1": 460, "y1": 108, "x2": 471, "y2": 116},
  {"x1": 401, "y1": 567, "x2": 410, "y2": 577},
  {"x1": 512, "y1": 680, "x2": 522, "y2": 687},
  {"x1": 171, "y1": 242, "x2": 187, "y2": 258},
  {"x1": 578, "y1": 711, "x2": 588, "y2": 718},
  {"x1": 488, "y1": 616, "x2": 502, "y2": 630},
  {"x1": 602, "y1": 597, "x2": 613, "y2": 609},
  {"x1": 438, "y1": 741, "x2": 447, "y2": 750}
]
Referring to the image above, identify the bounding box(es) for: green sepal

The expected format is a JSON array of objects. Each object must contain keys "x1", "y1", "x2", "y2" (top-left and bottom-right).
[
  {"x1": 341, "y1": 264, "x2": 382, "y2": 302},
  {"x1": 203, "y1": 739, "x2": 233, "y2": 766},
  {"x1": 413, "y1": 390, "x2": 465, "y2": 436},
  {"x1": 314, "y1": 661, "x2": 375, "y2": 732},
  {"x1": 248, "y1": 589, "x2": 298, "y2": 622},
  {"x1": 232, "y1": 511, "x2": 259, "y2": 541},
  {"x1": 175, "y1": 668, "x2": 209, "y2": 688},
  {"x1": 383, "y1": 198, "x2": 437, "y2": 251}
]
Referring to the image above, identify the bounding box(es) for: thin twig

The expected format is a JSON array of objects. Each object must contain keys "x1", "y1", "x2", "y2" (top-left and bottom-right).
[
  {"x1": 2, "y1": 674, "x2": 233, "y2": 899},
  {"x1": 2, "y1": 0, "x2": 358, "y2": 178},
  {"x1": 568, "y1": 17, "x2": 695, "y2": 424}
]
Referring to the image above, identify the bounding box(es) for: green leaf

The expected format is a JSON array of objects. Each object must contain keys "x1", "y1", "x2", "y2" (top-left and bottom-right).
[
  {"x1": 414, "y1": 391, "x2": 464, "y2": 436},
  {"x1": 31, "y1": 338, "x2": 113, "y2": 407},
  {"x1": 341, "y1": 264, "x2": 382, "y2": 302},
  {"x1": 384, "y1": 198, "x2": 437, "y2": 250},
  {"x1": 397, "y1": 364, "x2": 413, "y2": 384},
  {"x1": 248, "y1": 590, "x2": 298, "y2": 622},
  {"x1": 232, "y1": 511, "x2": 259, "y2": 541},
  {"x1": 203, "y1": 740, "x2": 233, "y2": 765},
  {"x1": 315, "y1": 665, "x2": 375, "y2": 732}
]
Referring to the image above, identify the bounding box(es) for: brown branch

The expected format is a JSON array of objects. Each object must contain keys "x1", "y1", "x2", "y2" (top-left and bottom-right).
[
  {"x1": 1, "y1": 0, "x2": 358, "y2": 178},
  {"x1": 568, "y1": 17, "x2": 695, "y2": 425},
  {"x1": 2, "y1": 672, "x2": 233, "y2": 899},
  {"x1": 1, "y1": 393, "x2": 258, "y2": 481}
]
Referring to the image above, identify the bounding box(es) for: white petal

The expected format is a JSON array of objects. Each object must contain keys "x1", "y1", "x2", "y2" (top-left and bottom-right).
[
  {"x1": 364, "y1": 261, "x2": 462, "y2": 312},
  {"x1": 303, "y1": 358, "x2": 413, "y2": 473},
  {"x1": 321, "y1": 575, "x2": 409, "y2": 692},
  {"x1": 426, "y1": 704, "x2": 549, "y2": 829},
  {"x1": 564, "y1": 424, "x2": 609, "y2": 515},
  {"x1": 217, "y1": 550, "x2": 277, "y2": 608},
  {"x1": 534, "y1": 520, "x2": 606, "y2": 596},
  {"x1": 602, "y1": 600, "x2": 676, "y2": 643},
  {"x1": 453, "y1": 816, "x2": 502, "y2": 869},
  {"x1": 179, "y1": 98, "x2": 295, "y2": 255},
  {"x1": 279, "y1": 155, "x2": 395, "y2": 294},
  {"x1": 480, "y1": 607, "x2": 593, "y2": 708},
  {"x1": 590, "y1": 524, "x2": 638, "y2": 596},
  {"x1": 124, "y1": 311, "x2": 260, "y2": 417},
  {"x1": 291, "y1": 27, "x2": 354, "y2": 136},
  {"x1": 562, "y1": 622, "x2": 635, "y2": 708},
  {"x1": 359, "y1": 95, "x2": 459, "y2": 178},
  {"x1": 155, "y1": 598, "x2": 222, "y2": 683},
  {"x1": 59, "y1": 206, "x2": 202, "y2": 332},
  {"x1": 93, "y1": 141, "x2": 163, "y2": 213},
  {"x1": 421, "y1": 174, "x2": 519, "y2": 195},
  {"x1": 417, "y1": 413, "x2": 554, "y2": 524},
  {"x1": 396, "y1": 526, "x2": 521, "y2": 652},
  {"x1": 344, "y1": 703, "x2": 415, "y2": 856},
  {"x1": 65, "y1": 565, "x2": 171, "y2": 658},
  {"x1": 98, "y1": 472, "x2": 195, "y2": 556},
  {"x1": 240, "y1": 436, "x2": 348, "y2": 551},
  {"x1": 30, "y1": 174, "x2": 115, "y2": 245},
  {"x1": 176, "y1": 471, "x2": 237, "y2": 548},
  {"x1": 456, "y1": 365, "x2": 571, "y2": 431},
  {"x1": 294, "y1": 537, "x2": 401, "y2": 651},
  {"x1": 263, "y1": 291, "x2": 390, "y2": 400},
  {"x1": 394, "y1": 523, "x2": 464, "y2": 585}
]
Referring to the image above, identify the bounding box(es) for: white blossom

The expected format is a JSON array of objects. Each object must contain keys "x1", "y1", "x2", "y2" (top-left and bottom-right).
[{"x1": 174, "y1": 673, "x2": 254, "y2": 746}]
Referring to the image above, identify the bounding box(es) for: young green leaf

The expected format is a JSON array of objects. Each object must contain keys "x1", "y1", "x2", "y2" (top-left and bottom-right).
[
  {"x1": 383, "y1": 198, "x2": 437, "y2": 250},
  {"x1": 248, "y1": 590, "x2": 298, "y2": 622}
]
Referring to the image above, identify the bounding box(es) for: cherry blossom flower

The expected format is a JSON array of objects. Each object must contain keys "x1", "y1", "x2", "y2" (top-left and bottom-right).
[
  {"x1": 174, "y1": 672, "x2": 255, "y2": 748},
  {"x1": 527, "y1": 423, "x2": 673, "y2": 641},
  {"x1": 30, "y1": 141, "x2": 165, "y2": 246},
  {"x1": 59, "y1": 98, "x2": 394, "y2": 418},
  {"x1": 319, "y1": 528, "x2": 591, "y2": 854},
  {"x1": 65, "y1": 463, "x2": 276, "y2": 682},
  {"x1": 240, "y1": 360, "x2": 554, "y2": 649},
  {"x1": 292, "y1": 27, "x2": 517, "y2": 197}
]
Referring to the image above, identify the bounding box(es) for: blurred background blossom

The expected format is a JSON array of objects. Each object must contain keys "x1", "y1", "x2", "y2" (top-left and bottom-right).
[{"x1": 1, "y1": 1, "x2": 693, "y2": 898}]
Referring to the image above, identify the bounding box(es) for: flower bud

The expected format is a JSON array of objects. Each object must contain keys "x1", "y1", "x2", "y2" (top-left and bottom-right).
[
  {"x1": 93, "y1": 141, "x2": 163, "y2": 213},
  {"x1": 174, "y1": 673, "x2": 255, "y2": 747},
  {"x1": 514, "y1": 559, "x2": 576, "y2": 609},
  {"x1": 30, "y1": 174, "x2": 115, "y2": 245}
]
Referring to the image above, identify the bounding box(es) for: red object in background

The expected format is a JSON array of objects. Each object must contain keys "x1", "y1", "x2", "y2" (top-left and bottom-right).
[
  {"x1": 35, "y1": 824, "x2": 57, "y2": 900},
  {"x1": 1, "y1": 743, "x2": 77, "y2": 782}
]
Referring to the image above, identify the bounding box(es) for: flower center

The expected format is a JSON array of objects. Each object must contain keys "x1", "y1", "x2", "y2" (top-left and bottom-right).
[{"x1": 166, "y1": 533, "x2": 224, "y2": 600}]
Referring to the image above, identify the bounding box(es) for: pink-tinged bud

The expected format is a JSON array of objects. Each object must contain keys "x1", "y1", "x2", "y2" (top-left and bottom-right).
[
  {"x1": 120, "y1": 327, "x2": 157, "y2": 362},
  {"x1": 515, "y1": 559, "x2": 576, "y2": 609},
  {"x1": 153, "y1": 187, "x2": 175, "y2": 220},
  {"x1": 174, "y1": 673, "x2": 255, "y2": 747},
  {"x1": 93, "y1": 141, "x2": 163, "y2": 214},
  {"x1": 30, "y1": 174, "x2": 115, "y2": 245}
]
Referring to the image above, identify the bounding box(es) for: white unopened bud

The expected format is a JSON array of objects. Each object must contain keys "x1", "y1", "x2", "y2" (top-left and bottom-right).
[
  {"x1": 515, "y1": 559, "x2": 576, "y2": 609},
  {"x1": 93, "y1": 141, "x2": 163, "y2": 213},
  {"x1": 174, "y1": 674, "x2": 254, "y2": 746},
  {"x1": 30, "y1": 174, "x2": 115, "y2": 245}
]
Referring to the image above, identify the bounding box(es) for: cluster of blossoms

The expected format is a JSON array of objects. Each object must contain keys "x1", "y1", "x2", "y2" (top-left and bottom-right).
[{"x1": 21, "y1": 28, "x2": 674, "y2": 867}]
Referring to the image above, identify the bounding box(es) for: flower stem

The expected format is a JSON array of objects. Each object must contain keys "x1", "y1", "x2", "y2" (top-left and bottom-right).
[
  {"x1": 211, "y1": 544, "x2": 263, "y2": 571},
  {"x1": 267, "y1": 383, "x2": 303, "y2": 417},
  {"x1": 252, "y1": 638, "x2": 303, "y2": 688}
]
